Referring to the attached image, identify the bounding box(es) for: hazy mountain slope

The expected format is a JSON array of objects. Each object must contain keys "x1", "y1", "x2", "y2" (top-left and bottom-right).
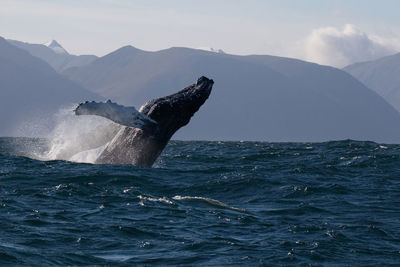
[
  {"x1": 8, "y1": 39, "x2": 97, "y2": 72},
  {"x1": 0, "y1": 37, "x2": 101, "y2": 136},
  {"x1": 62, "y1": 46, "x2": 400, "y2": 143},
  {"x1": 343, "y1": 53, "x2": 400, "y2": 111}
]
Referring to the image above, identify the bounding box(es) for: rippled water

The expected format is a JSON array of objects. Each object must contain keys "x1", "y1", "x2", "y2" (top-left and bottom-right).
[{"x1": 0, "y1": 138, "x2": 399, "y2": 265}]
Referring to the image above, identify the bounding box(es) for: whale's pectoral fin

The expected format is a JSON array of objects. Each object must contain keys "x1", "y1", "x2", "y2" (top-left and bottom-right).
[{"x1": 74, "y1": 100, "x2": 158, "y2": 130}]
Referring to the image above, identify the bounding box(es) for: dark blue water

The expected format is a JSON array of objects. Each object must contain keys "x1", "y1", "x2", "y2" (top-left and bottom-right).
[{"x1": 0, "y1": 138, "x2": 399, "y2": 266}]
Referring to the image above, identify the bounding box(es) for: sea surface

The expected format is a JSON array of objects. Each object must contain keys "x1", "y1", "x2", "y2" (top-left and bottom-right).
[{"x1": 0, "y1": 137, "x2": 399, "y2": 266}]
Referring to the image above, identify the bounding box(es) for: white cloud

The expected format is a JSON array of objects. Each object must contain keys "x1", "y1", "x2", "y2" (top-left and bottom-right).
[{"x1": 304, "y1": 24, "x2": 399, "y2": 68}]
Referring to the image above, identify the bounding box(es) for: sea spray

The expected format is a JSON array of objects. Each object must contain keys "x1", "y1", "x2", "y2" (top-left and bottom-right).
[{"x1": 41, "y1": 106, "x2": 119, "y2": 163}]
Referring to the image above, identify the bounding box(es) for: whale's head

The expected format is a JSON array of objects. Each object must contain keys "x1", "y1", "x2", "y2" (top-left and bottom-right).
[{"x1": 139, "y1": 76, "x2": 214, "y2": 140}]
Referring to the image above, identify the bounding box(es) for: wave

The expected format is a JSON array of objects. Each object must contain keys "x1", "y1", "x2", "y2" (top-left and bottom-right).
[
  {"x1": 172, "y1": 195, "x2": 247, "y2": 213},
  {"x1": 137, "y1": 195, "x2": 175, "y2": 205},
  {"x1": 136, "y1": 194, "x2": 246, "y2": 213}
]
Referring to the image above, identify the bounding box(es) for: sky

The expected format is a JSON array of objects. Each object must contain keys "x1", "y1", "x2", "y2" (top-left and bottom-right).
[{"x1": 1, "y1": 0, "x2": 400, "y2": 67}]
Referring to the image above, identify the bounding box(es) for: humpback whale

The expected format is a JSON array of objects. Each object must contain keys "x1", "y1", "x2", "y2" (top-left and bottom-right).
[{"x1": 74, "y1": 76, "x2": 214, "y2": 166}]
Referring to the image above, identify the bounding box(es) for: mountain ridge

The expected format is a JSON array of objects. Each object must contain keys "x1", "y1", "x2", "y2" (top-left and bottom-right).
[
  {"x1": 61, "y1": 45, "x2": 400, "y2": 143},
  {"x1": 0, "y1": 36, "x2": 102, "y2": 136},
  {"x1": 7, "y1": 39, "x2": 98, "y2": 72},
  {"x1": 343, "y1": 52, "x2": 400, "y2": 111}
]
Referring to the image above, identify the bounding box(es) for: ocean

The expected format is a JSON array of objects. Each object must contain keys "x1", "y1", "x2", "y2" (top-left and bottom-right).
[{"x1": 0, "y1": 137, "x2": 399, "y2": 265}]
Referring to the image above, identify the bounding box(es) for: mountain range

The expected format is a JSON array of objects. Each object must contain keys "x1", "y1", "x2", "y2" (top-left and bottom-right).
[
  {"x1": 2, "y1": 37, "x2": 400, "y2": 143},
  {"x1": 8, "y1": 39, "x2": 97, "y2": 72},
  {"x1": 0, "y1": 37, "x2": 100, "y2": 136},
  {"x1": 62, "y1": 46, "x2": 400, "y2": 142},
  {"x1": 344, "y1": 53, "x2": 400, "y2": 112}
]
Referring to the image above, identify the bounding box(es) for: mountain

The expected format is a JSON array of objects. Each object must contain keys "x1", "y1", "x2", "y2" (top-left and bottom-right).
[
  {"x1": 44, "y1": 40, "x2": 68, "y2": 54},
  {"x1": 62, "y1": 46, "x2": 400, "y2": 143},
  {"x1": 0, "y1": 36, "x2": 101, "y2": 137},
  {"x1": 343, "y1": 53, "x2": 400, "y2": 111},
  {"x1": 8, "y1": 39, "x2": 97, "y2": 72}
]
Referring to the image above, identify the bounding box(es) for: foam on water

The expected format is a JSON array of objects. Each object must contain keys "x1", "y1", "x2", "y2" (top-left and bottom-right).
[
  {"x1": 172, "y1": 195, "x2": 247, "y2": 213},
  {"x1": 138, "y1": 195, "x2": 175, "y2": 205}
]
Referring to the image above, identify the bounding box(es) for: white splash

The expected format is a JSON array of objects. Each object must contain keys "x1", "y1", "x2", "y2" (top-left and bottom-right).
[
  {"x1": 39, "y1": 106, "x2": 119, "y2": 163},
  {"x1": 69, "y1": 143, "x2": 109, "y2": 163}
]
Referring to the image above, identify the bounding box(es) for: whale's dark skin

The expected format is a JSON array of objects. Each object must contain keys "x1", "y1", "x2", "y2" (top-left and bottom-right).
[{"x1": 74, "y1": 76, "x2": 214, "y2": 166}]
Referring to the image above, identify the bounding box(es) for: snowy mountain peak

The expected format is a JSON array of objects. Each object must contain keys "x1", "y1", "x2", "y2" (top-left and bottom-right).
[
  {"x1": 44, "y1": 40, "x2": 68, "y2": 54},
  {"x1": 196, "y1": 47, "x2": 225, "y2": 54}
]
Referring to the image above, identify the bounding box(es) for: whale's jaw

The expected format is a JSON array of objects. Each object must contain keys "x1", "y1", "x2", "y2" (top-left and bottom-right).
[{"x1": 94, "y1": 76, "x2": 214, "y2": 166}]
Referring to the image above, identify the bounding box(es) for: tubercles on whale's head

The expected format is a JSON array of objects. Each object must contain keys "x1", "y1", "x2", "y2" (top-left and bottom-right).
[
  {"x1": 139, "y1": 76, "x2": 214, "y2": 140},
  {"x1": 197, "y1": 76, "x2": 214, "y2": 86},
  {"x1": 195, "y1": 76, "x2": 214, "y2": 95}
]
